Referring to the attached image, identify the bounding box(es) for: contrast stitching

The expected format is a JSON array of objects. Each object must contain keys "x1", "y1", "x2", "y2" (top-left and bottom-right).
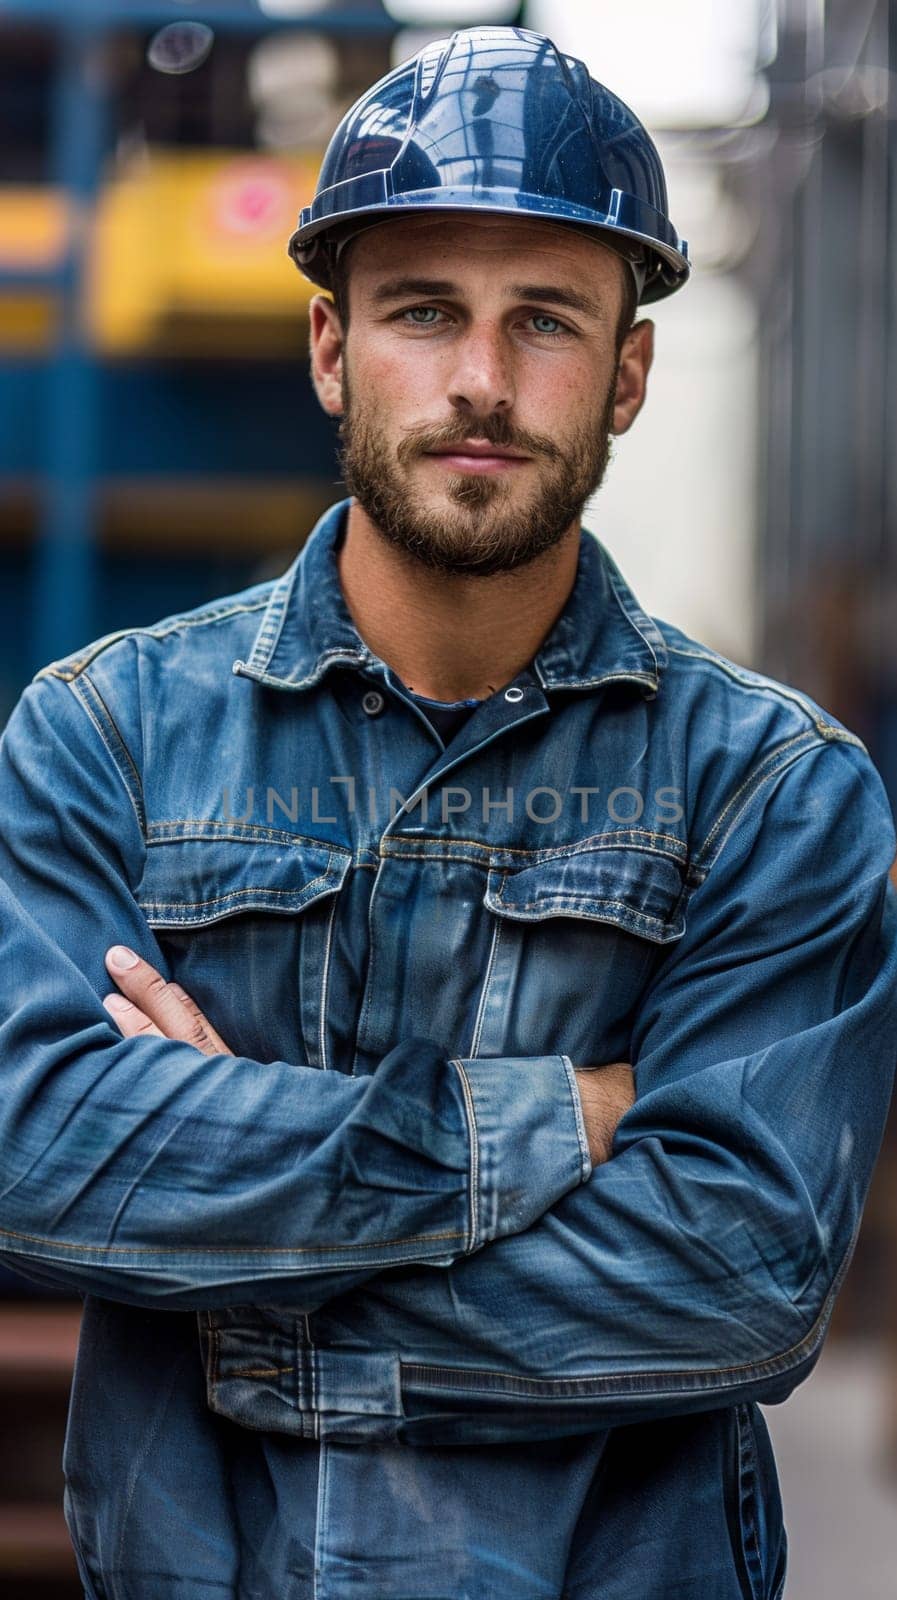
[
  {"x1": 235, "y1": 644, "x2": 375, "y2": 691},
  {"x1": 697, "y1": 735, "x2": 828, "y2": 873},
  {"x1": 307, "y1": 1313, "x2": 319, "y2": 1439},
  {"x1": 61, "y1": 682, "x2": 128, "y2": 805},
  {"x1": 146, "y1": 821, "x2": 351, "y2": 855},
  {"x1": 385, "y1": 848, "x2": 507, "y2": 870},
  {"x1": 699, "y1": 732, "x2": 813, "y2": 857},
  {"x1": 401, "y1": 1236, "x2": 852, "y2": 1393},
  {"x1": 451, "y1": 1059, "x2": 479, "y2": 1253},
  {"x1": 204, "y1": 1310, "x2": 218, "y2": 1391},
  {"x1": 318, "y1": 891, "x2": 339, "y2": 1072},
  {"x1": 139, "y1": 877, "x2": 330, "y2": 910},
  {"x1": 667, "y1": 644, "x2": 868, "y2": 746},
  {"x1": 0, "y1": 1224, "x2": 466, "y2": 1255},
  {"x1": 604, "y1": 561, "x2": 664, "y2": 678},
  {"x1": 469, "y1": 919, "x2": 502, "y2": 1057},
  {"x1": 561, "y1": 1054, "x2": 591, "y2": 1182},
  {"x1": 35, "y1": 597, "x2": 271, "y2": 681},
  {"x1": 493, "y1": 889, "x2": 672, "y2": 916},
  {"x1": 313, "y1": 1439, "x2": 327, "y2": 1600},
  {"x1": 538, "y1": 669, "x2": 660, "y2": 691},
  {"x1": 355, "y1": 855, "x2": 385, "y2": 1063},
  {"x1": 245, "y1": 575, "x2": 292, "y2": 670},
  {"x1": 72, "y1": 673, "x2": 147, "y2": 837},
  {"x1": 381, "y1": 829, "x2": 687, "y2": 861},
  {"x1": 486, "y1": 901, "x2": 680, "y2": 940}
]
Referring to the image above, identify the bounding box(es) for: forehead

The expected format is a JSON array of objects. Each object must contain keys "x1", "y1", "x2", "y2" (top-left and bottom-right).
[{"x1": 345, "y1": 213, "x2": 626, "y2": 302}]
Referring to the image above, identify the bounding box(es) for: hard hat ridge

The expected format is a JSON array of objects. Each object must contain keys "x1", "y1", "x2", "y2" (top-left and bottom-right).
[{"x1": 289, "y1": 25, "x2": 689, "y2": 306}]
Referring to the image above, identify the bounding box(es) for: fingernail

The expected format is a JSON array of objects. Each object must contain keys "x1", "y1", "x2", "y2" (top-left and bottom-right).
[
  {"x1": 102, "y1": 993, "x2": 129, "y2": 1013},
  {"x1": 107, "y1": 945, "x2": 139, "y2": 971}
]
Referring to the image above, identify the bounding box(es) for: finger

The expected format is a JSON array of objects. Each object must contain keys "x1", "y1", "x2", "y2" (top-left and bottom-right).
[
  {"x1": 167, "y1": 981, "x2": 233, "y2": 1056},
  {"x1": 104, "y1": 946, "x2": 228, "y2": 1056},
  {"x1": 102, "y1": 992, "x2": 165, "y2": 1040}
]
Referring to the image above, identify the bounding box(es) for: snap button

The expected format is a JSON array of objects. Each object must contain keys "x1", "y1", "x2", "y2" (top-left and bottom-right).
[
  {"x1": 362, "y1": 689, "x2": 385, "y2": 716},
  {"x1": 504, "y1": 686, "x2": 525, "y2": 703}
]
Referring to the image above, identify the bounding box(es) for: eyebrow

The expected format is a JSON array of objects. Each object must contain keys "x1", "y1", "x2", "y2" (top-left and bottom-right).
[
  {"x1": 370, "y1": 276, "x2": 604, "y2": 319},
  {"x1": 371, "y1": 278, "x2": 458, "y2": 304},
  {"x1": 509, "y1": 284, "x2": 603, "y2": 319}
]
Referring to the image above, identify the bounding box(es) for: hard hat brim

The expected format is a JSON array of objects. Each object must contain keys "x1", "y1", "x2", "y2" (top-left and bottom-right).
[{"x1": 289, "y1": 189, "x2": 689, "y2": 306}]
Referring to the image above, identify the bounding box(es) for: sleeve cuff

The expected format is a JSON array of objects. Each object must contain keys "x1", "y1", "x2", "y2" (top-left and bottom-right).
[{"x1": 451, "y1": 1052, "x2": 592, "y2": 1249}]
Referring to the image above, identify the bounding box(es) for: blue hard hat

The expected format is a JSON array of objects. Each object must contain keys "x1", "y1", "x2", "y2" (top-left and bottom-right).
[{"x1": 289, "y1": 26, "x2": 689, "y2": 306}]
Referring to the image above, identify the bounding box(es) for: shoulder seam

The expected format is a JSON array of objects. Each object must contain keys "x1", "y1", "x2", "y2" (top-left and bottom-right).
[
  {"x1": 70, "y1": 673, "x2": 147, "y2": 839},
  {"x1": 29, "y1": 667, "x2": 148, "y2": 845},
  {"x1": 34, "y1": 596, "x2": 271, "y2": 684},
  {"x1": 666, "y1": 643, "x2": 866, "y2": 747},
  {"x1": 694, "y1": 732, "x2": 860, "y2": 879},
  {"x1": 75, "y1": 672, "x2": 146, "y2": 836}
]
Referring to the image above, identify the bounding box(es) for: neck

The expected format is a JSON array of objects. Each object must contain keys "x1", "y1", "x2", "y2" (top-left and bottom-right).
[{"x1": 336, "y1": 500, "x2": 582, "y2": 703}]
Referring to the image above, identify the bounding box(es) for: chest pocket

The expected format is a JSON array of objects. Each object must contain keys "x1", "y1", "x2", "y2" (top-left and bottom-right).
[
  {"x1": 136, "y1": 829, "x2": 352, "y2": 1068},
  {"x1": 470, "y1": 838, "x2": 687, "y2": 1065}
]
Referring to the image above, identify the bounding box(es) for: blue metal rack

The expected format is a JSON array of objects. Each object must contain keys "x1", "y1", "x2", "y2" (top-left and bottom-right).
[{"x1": 0, "y1": 0, "x2": 395, "y2": 678}]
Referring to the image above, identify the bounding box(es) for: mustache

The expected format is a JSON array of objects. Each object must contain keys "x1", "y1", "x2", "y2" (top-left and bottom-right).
[{"x1": 396, "y1": 416, "x2": 564, "y2": 466}]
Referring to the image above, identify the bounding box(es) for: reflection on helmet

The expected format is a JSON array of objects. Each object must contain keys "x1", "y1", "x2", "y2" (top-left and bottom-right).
[{"x1": 289, "y1": 26, "x2": 689, "y2": 306}]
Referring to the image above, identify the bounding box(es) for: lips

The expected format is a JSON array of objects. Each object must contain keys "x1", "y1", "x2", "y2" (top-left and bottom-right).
[
  {"x1": 423, "y1": 441, "x2": 531, "y2": 474},
  {"x1": 426, "y1": 441, "x2": 529, "y2": 460}
]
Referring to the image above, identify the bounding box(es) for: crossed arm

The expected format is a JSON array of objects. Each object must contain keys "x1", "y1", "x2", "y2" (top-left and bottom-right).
[
  {"x1": 0, "y1": 673, "x2": 621, "y2": 1310},
  {"x1": 100, "y1": 944, "x2": 636, "y2": 1170},
  {"x1": 2, "y1": 672, "x2": 896, "y2": 1443},
  {"x1": 96, "y1": 738, "x2": 897, "y2": 1441}
]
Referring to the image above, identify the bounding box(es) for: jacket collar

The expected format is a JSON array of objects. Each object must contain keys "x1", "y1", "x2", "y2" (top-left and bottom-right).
[{"x1": 232, "y1": 497, "x2": 666, "y2": 697}]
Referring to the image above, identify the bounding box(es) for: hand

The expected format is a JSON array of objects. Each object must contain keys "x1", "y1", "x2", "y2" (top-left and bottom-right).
[
  {"x1": 574, "y1": 1062, "x2": 635, "y2": 1166},
  {"x1": 103, "y1": 945, "x2": 234, "y2": 1056},
  {"x1": 101, "y1": 944, "x2": 634, "y2": 1160}
]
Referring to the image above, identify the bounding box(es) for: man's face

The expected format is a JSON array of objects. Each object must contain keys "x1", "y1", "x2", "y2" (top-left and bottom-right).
[{"x1": 311, "y1": 214, "x2": 650, "y2": 578}]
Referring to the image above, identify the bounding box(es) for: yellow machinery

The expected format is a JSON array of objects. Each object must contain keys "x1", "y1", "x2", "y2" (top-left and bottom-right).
[{"x1": 0, "y1": 150, "x2": 321, "y2": 357}]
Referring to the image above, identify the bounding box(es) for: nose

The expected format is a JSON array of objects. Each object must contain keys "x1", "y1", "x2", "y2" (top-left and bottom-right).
[{"x1": 446, "y1": 321, "x2": 515, "y2": 418}]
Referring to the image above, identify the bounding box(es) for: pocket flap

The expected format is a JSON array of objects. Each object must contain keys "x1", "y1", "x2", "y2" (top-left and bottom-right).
[
  {"x1": 138, "y1": 826, "x2": 352, "y2": 929},
  {"x1": 484, "y1": 841, "x2": 686, "y2": 943}
]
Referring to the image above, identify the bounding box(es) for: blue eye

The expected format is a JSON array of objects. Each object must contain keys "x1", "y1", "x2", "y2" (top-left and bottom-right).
[
  {"x1": 530, "y1": 314, "x2": 563, "y2": 334},
  {"x1": 405, "y1": 306, "x2": 441, "y2": 325}
]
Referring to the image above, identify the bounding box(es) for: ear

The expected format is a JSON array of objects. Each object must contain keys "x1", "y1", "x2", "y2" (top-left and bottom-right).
[
  {"x1": 612, "y1": 319, "x2": 654, "y2": 435},
  {"x1": 309, "y1": 294, "x2": 345, "y2": 417}
]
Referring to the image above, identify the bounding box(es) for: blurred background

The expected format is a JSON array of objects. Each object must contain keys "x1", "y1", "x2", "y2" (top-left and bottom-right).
[{"x1": 0, "y1": 1, "x2": 895, "y2": 1595}]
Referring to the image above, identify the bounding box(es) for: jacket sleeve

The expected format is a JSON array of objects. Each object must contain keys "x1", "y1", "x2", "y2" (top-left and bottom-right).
[
  {"x1": 0, "y1": 672, "x2": 589, "y2": 1308},
  {"x1": 304, "y1": 734, "x2": 897, "y2": 1443}
]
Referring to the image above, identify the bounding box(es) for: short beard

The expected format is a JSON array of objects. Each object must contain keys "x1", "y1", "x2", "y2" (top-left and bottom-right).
[{"x1": 338, "y1": 367, "x2": 617, "y2": 578}]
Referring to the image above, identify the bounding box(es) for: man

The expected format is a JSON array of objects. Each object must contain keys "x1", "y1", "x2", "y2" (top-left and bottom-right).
[{"x1": 0, "y1": 25, "x2": 895, "y2": 1600}]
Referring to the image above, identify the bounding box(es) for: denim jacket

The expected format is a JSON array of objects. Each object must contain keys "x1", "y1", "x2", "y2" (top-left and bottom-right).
[{"x1": 0, "y1": 498, "x2": 895, "y2": 1600}]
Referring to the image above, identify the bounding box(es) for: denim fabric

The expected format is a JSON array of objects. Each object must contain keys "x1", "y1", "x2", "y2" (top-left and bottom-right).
[{"x1": 0, "y1": 498, "x2": 894, "y2": 1598}]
